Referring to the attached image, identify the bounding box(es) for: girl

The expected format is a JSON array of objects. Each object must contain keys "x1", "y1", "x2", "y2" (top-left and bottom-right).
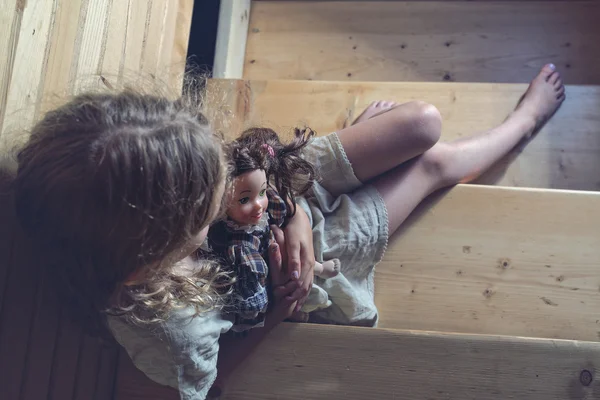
[
  {"x1": 208, "y1": 127, "x2": 340, "y2": 331},
  {"x1": 13, "y1": 64, "x2": 564, "y2": 399}
]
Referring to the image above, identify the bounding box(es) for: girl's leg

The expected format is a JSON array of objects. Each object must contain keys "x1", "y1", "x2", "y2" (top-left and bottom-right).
[
  {"x1": 372, "y1": 64, "x2": 565, "y2": 234},
  {"x1": 337, "y1": 100, "x2": 443, "y2": 183}
]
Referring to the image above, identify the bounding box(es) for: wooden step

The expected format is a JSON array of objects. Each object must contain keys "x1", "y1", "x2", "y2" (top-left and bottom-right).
[
  {"x1": 116, "y1": 323, "x2": 600, "y2": 399},
  {"x1": 376, "y1": 184, "x2": 600, "y2": 341},
  {"x1": 210, "y1": 78, "x2": 600, "y2": 191},
  {"x1": 112, "y1": 183, "x2": 600, "y2": 398},
  {"x1": 210, "y1": 78, "x2": 600, "y2": 341},
  {"x1": 225, "y1": 324, "x2": 600, "y2": 399},
  {"x1": 244, "y1": 0, "x2": 600, "y2": 84}
]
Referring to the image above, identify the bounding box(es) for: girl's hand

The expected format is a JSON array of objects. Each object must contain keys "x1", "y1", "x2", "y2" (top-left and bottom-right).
[
  {"x1": 274, "y1": 207, "x2": 316, "y2": 312},
  {"x1": 267, "y1": 241, "x2": 307, "y2": 323}
]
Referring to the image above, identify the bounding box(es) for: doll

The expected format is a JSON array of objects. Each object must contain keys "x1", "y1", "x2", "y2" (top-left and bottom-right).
[{"x1": 208, "y1": 127, "x2": 340, "y2": 331}]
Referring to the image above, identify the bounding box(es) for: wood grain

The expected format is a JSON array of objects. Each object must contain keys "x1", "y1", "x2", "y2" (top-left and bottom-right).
[
  {"x1": 19, "y1": 270, "x2": 61, "y2": 400},
  {"x1": 222, "y1": 323, "x2": 600, "y2": 399},
  {"x1": 376, "y1": 185, "x2": 600, "y2": 341},
  {"x1": 0, "y1": 0, "x2": 193, "y2": 150},
  {"x1": 1, "y1": 0, "x2": 55, "y2": 146},
  {"x1": 0, "y1": 0, "x2": 20, "y2": 138},
  {"x1": 208, "y1": 79, "x2": 600, "y2": 191},
  {"x1": 0, "y1": 217, "x2": 41, "y2": 400},
  {"x1": 245, "y1": 1, "x2": 600, "y2": 84},
  {"x1": 168, "y1": 0, "x2": 194, "y2": 89},
  {"x1": 0, "y1": 161, "x2": 16, "y2": 314}
]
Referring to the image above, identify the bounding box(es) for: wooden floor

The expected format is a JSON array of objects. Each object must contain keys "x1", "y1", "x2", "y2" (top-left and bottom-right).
[
  {"x1": 0, "y1": 1, "x2": 192, "y2": 399},
  {"x1": 245, "y1": 1, "x2": 600, "y2": 84}
]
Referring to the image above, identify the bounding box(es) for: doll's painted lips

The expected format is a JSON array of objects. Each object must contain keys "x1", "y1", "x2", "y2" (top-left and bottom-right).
[{"x1": 252, "y1": 211, "x2": 263, "y2": 220}]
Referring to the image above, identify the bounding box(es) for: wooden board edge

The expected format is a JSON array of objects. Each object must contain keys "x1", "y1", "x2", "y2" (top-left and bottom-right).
[
  {"x1": 221, "y1": 322, "x2": 600, "y2": 399},
  {"x1": 213, "y1": 0, "x2": 251, "y2": 79}
]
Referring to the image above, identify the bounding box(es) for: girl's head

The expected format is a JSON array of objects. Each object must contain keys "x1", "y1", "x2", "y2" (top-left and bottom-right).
[
  {"x1": 14, "y1": 90, "x2": 231, "y2": 330},
  {"x1": 227, "y1": 127, "x2": 316, "y2": 219}
]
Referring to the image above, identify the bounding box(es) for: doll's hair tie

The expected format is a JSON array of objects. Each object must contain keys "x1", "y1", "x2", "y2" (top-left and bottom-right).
[{"x1": 261, "y1": 144, "x2": 275, "y2": 158}]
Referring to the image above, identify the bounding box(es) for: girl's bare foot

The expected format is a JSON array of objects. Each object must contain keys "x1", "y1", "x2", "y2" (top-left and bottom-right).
[
  {"x1": 352, "y1": 101, "x2": 398, "y2": 125},
  {"x1": 315, "y1": 259, "x2": 340, "y2": 279},
  {"x1": 512, "y1": 63, "x2": 566, "y2": 137}
]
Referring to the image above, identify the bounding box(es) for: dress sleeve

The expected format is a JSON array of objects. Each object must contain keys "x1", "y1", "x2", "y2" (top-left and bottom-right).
[
  {"x1": 108, "y1": 308, "x2": 233, "y2": 400},
  {"x1": 161, "y1": 309, "x2": 234, "y2": 400},
  {"x1": 266, "y1": 186, "x2": 287, "y2": 227}
]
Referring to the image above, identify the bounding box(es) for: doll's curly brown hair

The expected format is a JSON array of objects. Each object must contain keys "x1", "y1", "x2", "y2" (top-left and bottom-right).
[{"x1": 227, "y1": 127, "x2": 316, "y2": 218}]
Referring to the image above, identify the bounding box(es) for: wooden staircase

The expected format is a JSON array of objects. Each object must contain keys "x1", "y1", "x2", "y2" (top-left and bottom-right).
[
  {"x1": 201, "y1": 1, "x2": 600, "y2": 398},
  {"x1": 2, "y1": 1, "x2": 600, "y2": 399}
]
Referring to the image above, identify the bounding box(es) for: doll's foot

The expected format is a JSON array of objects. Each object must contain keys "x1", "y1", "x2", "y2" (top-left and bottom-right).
[{"x1": 318, "y1": 259, "x2": 340, "y2": 279}]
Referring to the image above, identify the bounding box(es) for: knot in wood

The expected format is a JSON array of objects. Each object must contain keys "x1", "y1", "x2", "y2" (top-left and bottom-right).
[{"x1": 580, "y1": 369, "x2": 593, "y2": 386}]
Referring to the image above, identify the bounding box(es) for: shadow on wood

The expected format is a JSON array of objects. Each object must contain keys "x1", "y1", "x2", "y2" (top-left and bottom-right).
[{"x1": 0, "y1": 154, "x2": 119, "y2": 400}]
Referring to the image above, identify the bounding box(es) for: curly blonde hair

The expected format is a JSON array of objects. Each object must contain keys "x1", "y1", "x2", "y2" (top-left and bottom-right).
[{"x1": 14, "y1": 88, "x2": 234, "y2": 333}]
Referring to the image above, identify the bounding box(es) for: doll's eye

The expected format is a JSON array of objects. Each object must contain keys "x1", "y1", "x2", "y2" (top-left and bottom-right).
[
  {"x1": 239, "y1": 197, "x2": 249, "y2": 205},
  {"x1": 259, "y1": 189, "x2": 266, "y2": 197}
]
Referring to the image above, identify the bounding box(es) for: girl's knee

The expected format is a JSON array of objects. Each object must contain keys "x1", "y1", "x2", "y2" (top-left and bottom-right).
[
  {"x1": 418, "y1": 142, "x2": 455, "y2": 188},
  {"x1": 394, "y1": 101, "x2": 442, "y2": 149}
]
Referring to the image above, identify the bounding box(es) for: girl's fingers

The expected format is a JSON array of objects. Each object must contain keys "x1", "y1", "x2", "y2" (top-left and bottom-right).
[
  {"x1": 285, "y1": 285, "x2": 309, "y2": 302},
  {"x1": 268, "y1": 240, "x2": 285, "y2": 285},
  {"x1": 273, "y1": 280, "x2": 302, "y2": 299}
]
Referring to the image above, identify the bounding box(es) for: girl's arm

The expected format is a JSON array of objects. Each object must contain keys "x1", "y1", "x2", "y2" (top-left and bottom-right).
[
  {"x1": 266, "y1": 186, "x2": 315, "y2": 311},
  {"x1": 280, "y1": 206, "x2": 315, "y2": 312}
]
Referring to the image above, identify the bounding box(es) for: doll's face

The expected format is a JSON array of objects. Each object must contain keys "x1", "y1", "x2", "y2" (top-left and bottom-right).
[{"x1": 227, "y1": 169, "x2": 269, "y2": 225}]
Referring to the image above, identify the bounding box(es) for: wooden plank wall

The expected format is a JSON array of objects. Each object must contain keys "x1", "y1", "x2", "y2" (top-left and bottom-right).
[
  {"x1": 0, "y1": 1, "x2": 193, "y2": 399},
  {"x1": 0, "y1": 0, "x2": 193, "y2": 150},
  {"x1": 244, "y1": 1, "x2": 600, "y2": 84}
]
